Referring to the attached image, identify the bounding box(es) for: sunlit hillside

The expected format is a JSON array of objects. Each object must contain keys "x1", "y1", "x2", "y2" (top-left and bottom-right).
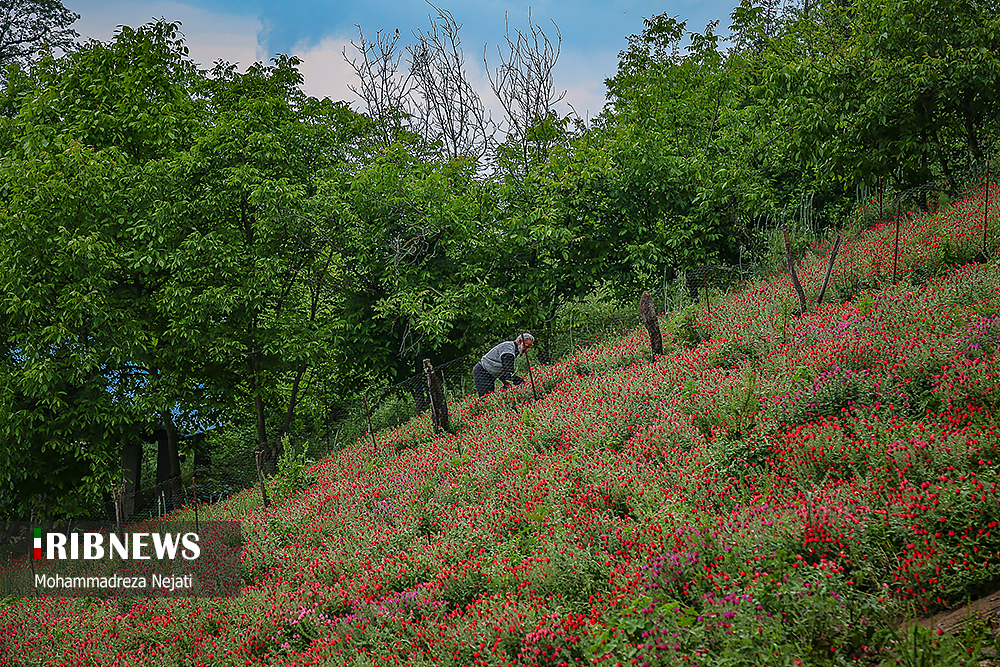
[{"x1": 3, "y1": 187, "x2": 999, "y2": 666}]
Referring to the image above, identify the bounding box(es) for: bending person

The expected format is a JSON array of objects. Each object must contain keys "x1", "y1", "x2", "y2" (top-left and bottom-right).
[{"x1": 473, "y1": 333, "x2": 534, "y2": 397}]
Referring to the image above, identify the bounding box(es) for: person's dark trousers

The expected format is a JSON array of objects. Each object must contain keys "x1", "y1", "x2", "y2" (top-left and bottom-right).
[{"x1": 473, "y1": 362, "x2": 496, "y2": 397}]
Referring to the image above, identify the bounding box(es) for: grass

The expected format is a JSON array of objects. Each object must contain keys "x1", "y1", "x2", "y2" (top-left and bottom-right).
[{"x1": 1, "y1": 184, "x2": 999, "y2": 665}]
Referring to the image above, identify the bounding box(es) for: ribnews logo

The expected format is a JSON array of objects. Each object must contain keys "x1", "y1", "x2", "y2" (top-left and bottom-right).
[
  {"x1": 2, "y1": 521, "x2": 241, "y2": 598},
  {"x1": 31, "y1": 527, "x2": 201, "y2": 561}
]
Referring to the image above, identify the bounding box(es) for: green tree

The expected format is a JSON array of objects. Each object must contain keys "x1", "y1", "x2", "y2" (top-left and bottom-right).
[
  {"x1": 0, "y1": 146, "x2": 150, "y2": 518},
  {"x1": 0, "y1": 21, "x2": 205, "y2": 518},
  {"x1": 498, "y1": 133, "x2": 617, "y2": 328},
  {"x1": 595, "y1": 13, "x2": 745, "y2": 280},
  {"x1": 0, "y1": 0, "x2": 78, "y2": 85},
  {"x1": 137, "y1": 55, "x2": 371, "y2": 474},
  {"x1": 0, "y1": 21, "x2": 373, "y2": 516},
  {"x1": 322, "y1": 144, "x2": 513, "y2": 380},
  {"x1": 763, "y1": 0, "x2": 1000, "y2": 190},
  {"x1": 8, "y1": 21, "x2": 202, "y2": 159}
]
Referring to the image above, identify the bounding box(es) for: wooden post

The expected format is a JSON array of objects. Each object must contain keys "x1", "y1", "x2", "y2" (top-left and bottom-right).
[
  {"x1": 520, "y1": 332, "x2": 538, "y2": 400},
  {"x1": 423, "y1": 359, "x2": 450, "y2": 433},
  {"x1": 984, "y1": 159, "x2": 991, "y2": 257},
  {"x1": 739, "y1": 246, "x2": 743, "y2": 286},
  {"x1": 639, "y1": 290, "x2": 663, "y2": 356},
  {"x1": 893, "y1": 198, "x2": 902, "y2": 283},
  {"x1": 154, "y1": 426, "x2": 170, "y2": 512},
  {"x1": 363, "y1": 393, "x2": 377, "y2": 450},
  {"x1": 254, "y1": 450, "x2": 270, "y2": 508},
  {"x1": 113, "y1": 482, "x2": 124, "y2": 535},
  {"x1": 782, "y1": 224, "x2": 808, "y2": 315},
  {"x1": 662, "y1": 266, "x2": 668, "y2": 313},
  {"x1": 28, "y1": 505, "x2": 38, "y2": 597},
  {"x1": 815, "y1": 235, "x2": 843, "y2": 306},
  {"x1": 120, "y1": 441, "x2": 141, "y2": 520}
]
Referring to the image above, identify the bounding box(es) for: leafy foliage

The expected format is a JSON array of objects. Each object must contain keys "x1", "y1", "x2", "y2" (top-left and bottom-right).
[
  {"x1": 760, "y1": 0, "x2": 1000, "y2": 190},
  {"x1": 0, "y1": 0, "x2": 78, "y2": 86}
]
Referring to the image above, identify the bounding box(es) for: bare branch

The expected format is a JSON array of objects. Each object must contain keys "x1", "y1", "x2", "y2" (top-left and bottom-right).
[
  {"x1": 407, "y1": 3, "x2": 493, "y2": 162},
  {"x1": 342, "y1": 24, "x2": 414, "y2": 145},
  {"x1": 484, "y1": 9, "x2": 567, "y2": 176}
]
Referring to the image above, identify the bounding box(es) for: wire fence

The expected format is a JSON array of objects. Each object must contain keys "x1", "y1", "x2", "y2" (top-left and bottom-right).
[
  {"x1": 117, "y1": 160, "x2": 999, "y2": 522},
  {"x1": 754, "y1": 162, "x2": 991, "y2": 238},
  {"x1": 120, "y1": 290, "x2": 693, "y2": 522}
]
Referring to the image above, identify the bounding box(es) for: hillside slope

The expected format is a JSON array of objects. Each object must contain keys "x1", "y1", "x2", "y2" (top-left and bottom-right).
[{"x1": 3, "y1": 188, "x2": 1000, "y2": 666}]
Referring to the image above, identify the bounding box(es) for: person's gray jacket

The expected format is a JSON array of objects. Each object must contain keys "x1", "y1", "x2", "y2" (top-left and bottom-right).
[{"x1": 479, "y1": 341, "x2": 518, "y2": 380}]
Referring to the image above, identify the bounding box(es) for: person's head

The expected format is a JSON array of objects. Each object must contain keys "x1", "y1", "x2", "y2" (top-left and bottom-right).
[{"x1": 515, "y1": 333, "x2": 535, "y2": 354}]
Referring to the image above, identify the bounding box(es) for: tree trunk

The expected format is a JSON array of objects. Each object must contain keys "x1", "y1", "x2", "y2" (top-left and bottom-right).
[
  {"x1": 931, "y1": 129, "x2": 958, "y2": 193},
  {"x1": 279, "y1": 246, "x2": 333, "y2": 440},
  {"x1": 154, "y1": 414, "x2": 183, "y2": 513},
  {"x1": 782, "y1": 224, "x2": 808, "y2": 315},
  {"x1": 964, "y1": 100, "x2": 983, "y2": 163},
  {"x1": 119, "y1": 440, "x2": 142, "y2": 520},
  {"x1": 281, "y1": 363, "x2": 307, "y2": 440},
  {"x1": 248, "y1": 356, "x2": 279, "y2": 475}
]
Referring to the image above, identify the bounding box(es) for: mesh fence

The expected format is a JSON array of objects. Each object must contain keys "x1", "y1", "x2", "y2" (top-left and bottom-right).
[
  {"x1": 318, "y1": 307, "x2": 652, "y2": 453},
  {"x1": 744, "y1": 163, "x2": 990, "y2": 244},
  {"x1": 120, "y1": 296, "x2": 680, "y2": 521}
]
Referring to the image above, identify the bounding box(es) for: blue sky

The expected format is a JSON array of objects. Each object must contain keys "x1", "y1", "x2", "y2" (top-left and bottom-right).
[{"x1": 66, "y1": 0, "x2": 742, "y2": 121}]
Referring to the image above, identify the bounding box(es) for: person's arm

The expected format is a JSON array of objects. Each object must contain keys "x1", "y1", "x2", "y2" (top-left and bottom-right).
[{"x1": 498, "y1": 353, "x2": 516, "y2": 384}]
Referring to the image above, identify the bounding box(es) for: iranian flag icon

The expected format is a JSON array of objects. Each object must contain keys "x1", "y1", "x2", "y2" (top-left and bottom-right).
[{"x1": 33, "y1": 528, "x2": 42, "y2": 559}]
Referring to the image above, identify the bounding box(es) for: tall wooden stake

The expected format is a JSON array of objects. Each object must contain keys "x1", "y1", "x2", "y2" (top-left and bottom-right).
[
  {"x1": 28, "y1": 534, "x2": 37, "y2": 597},
  {"x1": 893, "y1": 198, "x2": 902, "y2": 283},
  {"x1": 662, "y1": 266, "x2": 668, "y2": 313},
  {"x1": 639, "y1": 291, "x2": 664, "y2": 356},
  {"x1": 815, "y1": 235, "x2": 843, "y2": 306},
  {"x1": 879, "y1": 176, "x2": 883, "y2": 222},
  {"x1": 984, "y1": 159, "x2": 991, "y2": 256},
  {"x1": 112, "y1": 482, "x2": 124, "y2": 534},
  {"x1": 739, "y1": 246, "x2": 744, "y2": 286},
  {"x1": 29, "y1": 504, "x2": 37, "y2": 597},
  {"x1": 254, "y1": 450, "x2": 270, "y2": 508},
  {"x1": 703, "y1": 257, "x2": 710, "y2": 317},
  {"x1": 782, "y1": 224, "x2": 808, "y2": 315},
  {"x1": 521, "y1": 331, "x2": 538, "y2": 400},
  {"x1": 192, "y1": 474, "x2": 199, "y2": 533},
  {"x1": 423, "y1": 359, "x2": 450, "y2": 433}
]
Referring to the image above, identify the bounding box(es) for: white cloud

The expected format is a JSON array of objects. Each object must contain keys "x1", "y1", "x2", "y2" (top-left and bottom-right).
[
  {"x1": 553, "y1": 47, "x2": 616, "y2": 122},
  {"x1": 292, "y1": 35, "x2": 362, "y2": 105},
  {"x1": 71, "y1": 0, "x2": 260, "y2": 70}
]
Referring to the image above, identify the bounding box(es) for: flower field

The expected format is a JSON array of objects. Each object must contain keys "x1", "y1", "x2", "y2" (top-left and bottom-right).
[{"x1": 2, "y1": 186, "x2": 1000, "y2": 666}]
